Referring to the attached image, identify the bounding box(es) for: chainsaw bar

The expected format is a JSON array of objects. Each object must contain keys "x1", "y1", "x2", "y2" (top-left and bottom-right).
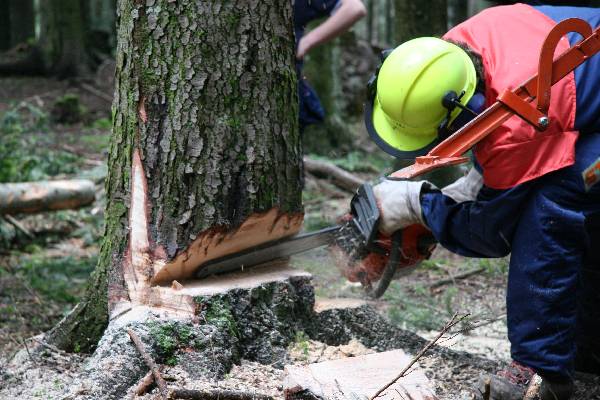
[{"x1": 193, "y1": 226, "x2": 341, "y2": 279}]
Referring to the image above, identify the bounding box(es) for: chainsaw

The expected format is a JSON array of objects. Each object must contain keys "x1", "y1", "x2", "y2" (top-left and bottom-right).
[
  {"x1": 194, "y1": 18, "x2": 600, "y2": 298},
  {"x1": 194, "y1": 183, "x2": 437, "y2": 298}
]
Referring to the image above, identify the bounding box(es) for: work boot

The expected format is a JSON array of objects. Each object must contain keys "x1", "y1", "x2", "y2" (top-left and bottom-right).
[{"x1": 473, "y1": 361, "x2": 574, "y2": 400}]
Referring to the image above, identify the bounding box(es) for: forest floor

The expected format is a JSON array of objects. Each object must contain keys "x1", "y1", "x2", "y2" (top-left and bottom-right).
[{"x1": 0, "y1": 76, "x2": 597, "y2": 399}]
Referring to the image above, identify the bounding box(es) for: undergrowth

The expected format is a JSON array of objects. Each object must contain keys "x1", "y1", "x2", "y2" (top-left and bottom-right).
[
  {"x1": 0, "y1": 253, "x2": 97, "y2": 347},
  {"x1": 0, "y1": 103, "x2": 82, "y2": 182}
]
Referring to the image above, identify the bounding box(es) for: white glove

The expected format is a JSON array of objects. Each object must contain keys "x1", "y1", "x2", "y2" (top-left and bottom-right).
[
  {"x1": 441, "y1": 168, "x2": 483, "y2": 203},
  {"x1": 372, "y1": 179, "x2": 435, "y2": 235}
]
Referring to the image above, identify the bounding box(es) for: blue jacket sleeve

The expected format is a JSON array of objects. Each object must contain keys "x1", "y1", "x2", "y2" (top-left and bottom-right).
[{"x1": 420, "y1": 183, "x2": 532, "y2": 258}]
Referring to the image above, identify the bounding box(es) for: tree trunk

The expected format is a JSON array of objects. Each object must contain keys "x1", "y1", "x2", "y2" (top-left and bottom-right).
[
  {"x1": 0, "y1": 1, "x2": 10, "y2": 51},
  {"x1": 38, "y1": 0, "x2": 88, "y2": 76},
  {"x1": 47, "y1": 0, "x2": 302, "y2": 353},
  {"x1": 448, "y1": 0, "x2": 468, "y2": 27},
  {"x1": 467, "y1": 0, "x2": 489, "y2": 17},
  {"x1": 393, "y1": 0, "x2": 448, "y2": 44},
  {"x1": 9, "y1": 0, "x2": 35, "y2": 46},
  {"x1": 367, "y1": 0, "x2": 374, "y2": 43},
  {"x1": 82, "y1": 0, "x2": 117, "y2": 62}
]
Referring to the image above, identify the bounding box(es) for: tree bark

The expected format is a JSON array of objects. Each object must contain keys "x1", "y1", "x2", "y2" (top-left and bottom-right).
[
  {"x1": 47, "y1": 0, "x2": 302, "y2": 353},
  {"x1": 9, "y1": 0, "x2": 35, "y2": 46},
  {"x1": 393, "y1": 0, "x2": 448, "y2": 44}
]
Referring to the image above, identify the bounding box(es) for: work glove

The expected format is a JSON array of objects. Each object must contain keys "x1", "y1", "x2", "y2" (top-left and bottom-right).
[
  {"x1": 372, "y1": 179, "x2": 436, "y2": 235},
  {"x1": 441, "y1": 167, "x2": 483, "y2": 203}
]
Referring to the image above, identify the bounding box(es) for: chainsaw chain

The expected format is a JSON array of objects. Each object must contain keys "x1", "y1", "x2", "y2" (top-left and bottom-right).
[{"x1": 332, "y1": 220, "x2": 370, "y2": 263}]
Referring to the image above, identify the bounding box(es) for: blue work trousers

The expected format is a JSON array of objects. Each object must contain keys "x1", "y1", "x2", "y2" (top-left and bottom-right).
[{"x1": 421, "y1": 131, "x2": 600, "y2": 379}]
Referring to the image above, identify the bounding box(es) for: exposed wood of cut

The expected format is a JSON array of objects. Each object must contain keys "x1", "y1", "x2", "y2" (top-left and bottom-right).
[
  {"x1": 0, "y1": 179, "x2": 95, "y2": 214},
  {"x1": 109, "y1": 149, "x2": 305, "y2": 318},
  {"x1": 151, "y1": 209, "x2": 303, "y2": 284},
  {"x1": 284, "y1": 349, "x2": 438, "y2": 400}
]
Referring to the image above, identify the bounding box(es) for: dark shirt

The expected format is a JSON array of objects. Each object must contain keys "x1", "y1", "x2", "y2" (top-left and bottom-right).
[{"x1": 294, "y1": 0, "x2": 340, "y2": 44}]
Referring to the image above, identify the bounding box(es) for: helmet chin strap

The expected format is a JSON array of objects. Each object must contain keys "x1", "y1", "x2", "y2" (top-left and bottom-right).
[{"x1": 438, "y1": 91, "x2": 486, "y2": 140}]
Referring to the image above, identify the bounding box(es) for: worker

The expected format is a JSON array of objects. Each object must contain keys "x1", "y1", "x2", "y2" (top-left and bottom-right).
[
  {"x1": 363, "y1": 4, "x2": 600, "y2": 400},
  {"x1": 294, "y1": 0, "x2": 366, "y2": 131}
]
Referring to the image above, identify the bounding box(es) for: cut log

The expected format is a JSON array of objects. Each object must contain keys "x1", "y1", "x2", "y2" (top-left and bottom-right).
[
  {"x1": 0, "y1": 179, "x2": 95, "y2": 214},
  {"x1": 142, "y1": 262, "x2": 311, "y2": 316},
  {"x1": 303, "y1": 157, "x2": 366, "y2": 192},
  {"x1": 283, "y1": 349, "x2": 438, "y2": 400}
]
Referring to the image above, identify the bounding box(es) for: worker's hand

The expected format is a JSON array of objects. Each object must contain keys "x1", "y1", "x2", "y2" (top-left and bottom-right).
[{"x1": 372, "y1": 179, "x2": 435, "y2": 235}]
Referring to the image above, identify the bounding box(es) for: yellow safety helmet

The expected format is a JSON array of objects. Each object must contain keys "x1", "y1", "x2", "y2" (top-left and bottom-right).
[{"x1": 365, "y1": 37, "x2": 478, "y2": 159}]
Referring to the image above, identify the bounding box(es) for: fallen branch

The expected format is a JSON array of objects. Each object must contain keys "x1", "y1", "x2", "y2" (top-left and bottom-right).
[
  {"x1": 133, "y1": 371, "x2": 155, "y2": 397},
  {"x1": 483, "y1": 377, "x2": 491, "y2": 400},
  {"x1": 370, "y1": 312, "x2": 469, "y2": 400},
  {"x1": 0, "y1": 180, "x2": 95, "y2": 215},
  {"x1": 304, "y1": 172, "x2": 347, "y2": 201},
  {"x1": 127, "y1": 328, "x2": 168, "y2": 400},
  {"x1": 429, "y1": 267, "x2": 485, "y2": 289},
  {"x1": 168, "y1": 388, "x2": 273, "y2": 400},
  {"x1": 79, "y1": 82, "x2": 113, "y2": 103},
  {"x1": 523, "y1": 375, "x2": 543, "y2": 400},
  {"x1": 303, "y1": 156, "x2": 365, "y2": 192},
  {"x1": 450, "y1": 313, "x2": 506, "y2": 336},
  {"x1": 2, "y1": 215, "x2": 34, "y2": 239}
]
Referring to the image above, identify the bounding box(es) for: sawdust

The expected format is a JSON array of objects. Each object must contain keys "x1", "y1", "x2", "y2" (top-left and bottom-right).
[
  {"x1": 131, "y1": 339, "x2": 376, "y2": 399},
  {"x1": 419, "y1": 319, "x2": 511, "y2": 363}
]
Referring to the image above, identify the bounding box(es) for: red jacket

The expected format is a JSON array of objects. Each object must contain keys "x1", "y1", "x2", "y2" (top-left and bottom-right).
[{"x1": 443, "y1": 4, "x2": 578, "y2": 189}]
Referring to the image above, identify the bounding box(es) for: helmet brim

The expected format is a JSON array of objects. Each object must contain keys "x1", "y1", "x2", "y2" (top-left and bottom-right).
[{"x1": 364, "y1": 97, "x2": 439, "y2": 159}]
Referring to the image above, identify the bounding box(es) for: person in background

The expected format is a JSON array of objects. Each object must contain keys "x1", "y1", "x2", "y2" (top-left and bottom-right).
[{"x1": 294, "y1": 0, "x2": 366, "y2": 132}]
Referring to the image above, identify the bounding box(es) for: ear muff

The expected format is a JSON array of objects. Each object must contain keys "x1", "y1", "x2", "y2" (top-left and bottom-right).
[{"x1": 438, "y1": 92, "x2": 486, "y2": 140}]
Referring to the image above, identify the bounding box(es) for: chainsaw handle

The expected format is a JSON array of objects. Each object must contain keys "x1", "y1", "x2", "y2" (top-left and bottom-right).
[
  {"x1": 365, "y1": 230, "x2": 403, "y2": 299},
  {"x1": 365, "y1": 229, "x2": 437, "y2": 299}
]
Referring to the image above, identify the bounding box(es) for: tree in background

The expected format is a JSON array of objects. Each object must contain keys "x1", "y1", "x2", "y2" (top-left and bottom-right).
[
  {"x1": 0, "y1": 0, "x2": 35, "y2": 51},
  {"x1": 0, "y1": 0, "x2": 116, "y2": 76},
  {"x1": 393, "y1": 0, "x2": 447, "y2": 43},
  {"x1": 46, "y1": 0, "x2": 303, "y2": 353},
  {"x1": 82, "y1": 0, "x2": 117, "y2": 63},
  {"x1": 9, "y1": 0, "x2": 35, "y2": 47},
  {"x1": 38, "y1": 0, "x2": 88, "y2": 77},
  {"x1": 0, "y1": 2, "x2": 10, "y2": 52}
]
